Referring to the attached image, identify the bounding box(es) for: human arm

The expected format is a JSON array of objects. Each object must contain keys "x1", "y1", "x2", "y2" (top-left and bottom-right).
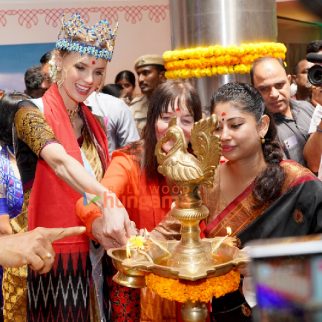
[
  {"x1": 304, "y1": 119, "x2": 322, "y2": 173},
  {"x1": 0, "y1": 226, "x2": 85, "y2": 274},
  {"x1": 76, "y1": 151, "x2": 138, "y2": 247},
  {"x1": 40, "y1": 144, "x2": 133, "y2": 245},
  {"x1": 14, "y1": 105, "x2": 132, "y2": 244},
  {"x1": 0, "y1": 215, "x2": 12, "y2": 235}
]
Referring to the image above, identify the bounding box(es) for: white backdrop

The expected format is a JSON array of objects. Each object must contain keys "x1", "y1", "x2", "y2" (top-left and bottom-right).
[{"x1": 0, "y1": 0, "x2": 171, "y2": 91}]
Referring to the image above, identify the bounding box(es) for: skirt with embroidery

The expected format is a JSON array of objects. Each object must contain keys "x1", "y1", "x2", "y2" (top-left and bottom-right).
[{"x1": 27, "y1": 251, "x2": 91, "y2": 322}]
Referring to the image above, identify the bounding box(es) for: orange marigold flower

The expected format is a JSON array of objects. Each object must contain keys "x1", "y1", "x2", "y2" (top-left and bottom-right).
[{"x1": 145, "y1": 270, "x2": 240, "y2": 303}]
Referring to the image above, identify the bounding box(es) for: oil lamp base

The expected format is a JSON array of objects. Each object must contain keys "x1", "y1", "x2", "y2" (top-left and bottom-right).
[
  {"x1": 181, "y1": 301, "x2": 208, "y2": 322},
  {"x1": 112, "y1": 271, "x2": 146, "y2": 288}
]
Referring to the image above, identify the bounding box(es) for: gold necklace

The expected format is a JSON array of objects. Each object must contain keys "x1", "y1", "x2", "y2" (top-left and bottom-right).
[{"x1": 66, "y1": 105, "x2": 80, "y2": 121}]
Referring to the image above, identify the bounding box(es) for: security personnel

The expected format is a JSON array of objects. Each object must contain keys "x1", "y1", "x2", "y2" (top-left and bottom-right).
[{"x1": 130, "y1": 54, "x2": 166, "y2": 135}]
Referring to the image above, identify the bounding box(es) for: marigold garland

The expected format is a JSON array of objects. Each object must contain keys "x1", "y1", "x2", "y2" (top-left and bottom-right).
[
  {"x1": 163, "y1": 42, "x2": 287, "y2": 79},
  {"x1": 145, "y1": 270, "x2": 240, "y2": 303}
]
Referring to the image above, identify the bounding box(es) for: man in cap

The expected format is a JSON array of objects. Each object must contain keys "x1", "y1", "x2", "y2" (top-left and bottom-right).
[
  {"x1": 250, "y1": 56, "x2": 314, "y2": 165},
  {"x1": 130, "y1": 54, "x2": 166, "y2": 135}
]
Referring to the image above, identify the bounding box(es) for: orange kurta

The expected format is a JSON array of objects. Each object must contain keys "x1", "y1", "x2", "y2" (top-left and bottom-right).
[
  {"x1": 76, "y1": 141, "x2": 176, "y2": 322},
  {"x1": 76, "y1": 142, "x2": 172, "y2": 233}
]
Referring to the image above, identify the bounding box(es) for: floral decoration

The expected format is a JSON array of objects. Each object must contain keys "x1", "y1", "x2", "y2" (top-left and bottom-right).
[
  {"x1": 163, "y1": 42, "x2": 287, "y2": 79},
  {"x1": 145, "y1": 269, "x2": 240, "y2": 303}
]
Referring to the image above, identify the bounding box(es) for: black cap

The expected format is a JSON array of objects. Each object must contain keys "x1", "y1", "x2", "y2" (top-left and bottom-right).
[{"x1": 306, "y1": 52, "x2": 322, "y2": 63}]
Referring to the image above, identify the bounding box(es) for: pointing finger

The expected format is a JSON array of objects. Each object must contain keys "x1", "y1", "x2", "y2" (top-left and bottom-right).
[{"x1": 40, "y1": 226, "x2": 86, "y2": 242}]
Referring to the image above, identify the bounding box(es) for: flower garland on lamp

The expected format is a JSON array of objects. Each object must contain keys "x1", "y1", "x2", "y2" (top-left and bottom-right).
[
  {"x1": 163, "y1": 42, "x2": 287, "y2": 79},
  {"x1": 145, "y1": 270, "x2": 240, "y2": 303}
]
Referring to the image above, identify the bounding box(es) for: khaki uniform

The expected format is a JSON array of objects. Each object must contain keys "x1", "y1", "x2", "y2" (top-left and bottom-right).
[{"x1": 129, "y1": 95, "x2": 149, "y2": 136}]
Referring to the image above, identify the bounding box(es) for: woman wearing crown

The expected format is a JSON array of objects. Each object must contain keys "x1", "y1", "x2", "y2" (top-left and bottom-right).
[{"x1": 2, "y1": 13, "x2": 134, "y2": 321}]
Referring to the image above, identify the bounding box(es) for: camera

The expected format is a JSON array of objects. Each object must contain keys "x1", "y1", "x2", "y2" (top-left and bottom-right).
[
  {"x1": 308, "y1": 65, "x2": 322, "y2": 86},
  {"x1": 307, "y1": 53, "x2": 322, "y2": 86}
]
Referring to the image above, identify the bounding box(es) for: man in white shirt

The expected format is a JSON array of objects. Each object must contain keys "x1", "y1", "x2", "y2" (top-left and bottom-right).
[{"x1": 85, "y1": 92, "x2": 139, "y2": 157}]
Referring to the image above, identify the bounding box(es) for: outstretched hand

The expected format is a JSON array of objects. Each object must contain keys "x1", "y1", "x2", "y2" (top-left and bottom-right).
[
  {"x1": 92, "y1": 193, "x2": 136, "y2": 249},
  {"x1": 0, "y1": 226, "x2": 86, "y2": 274},
  {"x1": 41, "y1": 226, "x2": 87, "y2": 242}
]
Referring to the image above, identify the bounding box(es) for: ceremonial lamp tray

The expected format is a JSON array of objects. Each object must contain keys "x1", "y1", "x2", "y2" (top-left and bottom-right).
[
  {"x1": 107, "y1": 115, "x2": 248, "y2": 291},
  {"x1": 107, "y1": 237, "x2": 248, "y2": 288}
]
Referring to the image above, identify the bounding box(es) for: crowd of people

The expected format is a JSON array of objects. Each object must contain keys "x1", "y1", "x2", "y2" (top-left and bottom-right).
[{"x1": 0, "y1": 11, "x2": 321, "y2": 322}]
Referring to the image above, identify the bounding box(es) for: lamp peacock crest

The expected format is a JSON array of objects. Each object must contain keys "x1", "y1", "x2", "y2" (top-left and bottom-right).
[{"x1": 155, "y1": 115, "x2": 220, "y2": 187}]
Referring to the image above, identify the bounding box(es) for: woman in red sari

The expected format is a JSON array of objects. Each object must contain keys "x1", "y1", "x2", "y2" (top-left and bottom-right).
[
  {"x1": 203, "y1": 82, "x2": 322, "y2": 321},
  {"x1": 3, "y1": 13, "x2": 132, "y2": 322}
]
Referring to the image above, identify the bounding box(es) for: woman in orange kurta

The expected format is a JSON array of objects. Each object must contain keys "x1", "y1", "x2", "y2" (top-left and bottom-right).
[{"x1": 76, "y1": 79, "x2": 203, "y2": 321}]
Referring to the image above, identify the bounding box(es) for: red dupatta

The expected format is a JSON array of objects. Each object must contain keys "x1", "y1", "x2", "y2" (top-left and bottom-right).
[{"x1": 28, "y1": 84, "x2": 109, "y2": 253}]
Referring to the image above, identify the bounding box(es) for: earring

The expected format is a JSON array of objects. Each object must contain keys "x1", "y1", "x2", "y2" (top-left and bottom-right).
[
  {"x1": 57, "y1": 69, "x2": 66, "y2": 87},
  {"x1": 57, "y1": 76, "x2": 64, "y2": 87},
  {"x1": 261, "y1": 137, "x2": 265, "y2": 144}
]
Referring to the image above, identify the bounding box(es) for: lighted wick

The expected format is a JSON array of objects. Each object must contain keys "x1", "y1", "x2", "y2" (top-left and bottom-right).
[
  {"x1": 126, "y1": 240, "x2": 131, "y2": 258},
  {"x1": 126, "y1": 236, "x2": 145, "y2": 258},
  {"x1": 212, "y1": 226, "x2": 232, "y2": 254}
]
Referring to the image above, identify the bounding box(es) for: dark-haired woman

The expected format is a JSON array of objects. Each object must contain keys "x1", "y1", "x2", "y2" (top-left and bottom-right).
[
  {"x1": 203, "y1": 82, "x2": 322, "y2": 321},
  {"x1": 0, "y1": 92, "x2": 26, "y2": 322},
  {"x1": 76, "y1": 79, "x2": 203, "y2": 321},
  {"x1": 0, "y1": 92, "x2": 26, "y2": 235},
  {"x1": 115, "y1": 70, "x2": 136, "y2": 104}
]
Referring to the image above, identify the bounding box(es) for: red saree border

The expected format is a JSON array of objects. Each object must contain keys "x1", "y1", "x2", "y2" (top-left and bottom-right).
[{"x1": 204, "y1": 183, "x2": 254, "y2": 236}]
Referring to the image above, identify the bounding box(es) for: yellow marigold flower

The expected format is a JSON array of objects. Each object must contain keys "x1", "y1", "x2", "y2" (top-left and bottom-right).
[
  {"x1": 211, "y1": 66, "x2": 218, "y2": 75},
  {"x1": 165, "y1": 71, "x2": 174, "y2": 79},
  {"x1": 128, "y1": 236, "x2": 146, "y2": 249},
  {"x1": 205, "y1": 68, "x2": 213, "y2": 77},
  {"x1": 228, "y1": 66, "x2": 235, "y2": 74},
  {"x1": 163, "y1": 42, "x2": 286, "y2": 79}
]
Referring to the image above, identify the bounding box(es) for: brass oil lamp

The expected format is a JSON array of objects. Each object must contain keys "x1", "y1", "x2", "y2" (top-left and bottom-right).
[{"x1": 107, "y1": 115, "x2": 247, "y2": 321}]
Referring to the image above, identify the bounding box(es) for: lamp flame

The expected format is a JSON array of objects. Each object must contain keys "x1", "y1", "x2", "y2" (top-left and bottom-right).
[
  {"x1": 126, "y1": 241, "x2": 131, "y2": 258},
  {"x1": 212, "y1": 227, "x2": 233, "y2": 254}
]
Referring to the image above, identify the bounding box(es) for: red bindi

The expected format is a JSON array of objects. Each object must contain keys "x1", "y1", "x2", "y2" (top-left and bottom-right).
[
  {"x1": 92, "y1": 60, "x2": 96, "y2": 65},
  {"x1": 175, "y1": 107, "x2": 180, "y2": 112},
  {"x1": 221, "y1": 112, "x2": 226, "y2": 116}
]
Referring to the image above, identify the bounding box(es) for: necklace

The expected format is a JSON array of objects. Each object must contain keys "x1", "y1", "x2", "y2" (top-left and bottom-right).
[{"x1": 66, "y1": 105, "x2": 80, "y2": 121}]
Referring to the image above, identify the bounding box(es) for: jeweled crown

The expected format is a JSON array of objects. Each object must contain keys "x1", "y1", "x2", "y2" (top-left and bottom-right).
[{"x1": 56, "y1": 13, "x2": 118, "y2": 61}]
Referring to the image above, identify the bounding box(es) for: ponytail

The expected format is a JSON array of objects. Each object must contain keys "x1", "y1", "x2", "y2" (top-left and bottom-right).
[{"x1": 252, "y1": 115, "x2": 285, "y2": 207}]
